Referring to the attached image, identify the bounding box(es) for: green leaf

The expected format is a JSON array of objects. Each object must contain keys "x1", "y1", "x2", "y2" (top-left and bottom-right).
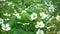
[
  {"x1": 21, "y1": 12, "x2": 30, "y2": 22},
  {"x1": 13, "y1": 29, "x2": 35, "y2": 34}
]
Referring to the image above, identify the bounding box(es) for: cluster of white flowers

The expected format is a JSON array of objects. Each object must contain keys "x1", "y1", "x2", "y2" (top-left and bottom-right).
[
  {"x1": 30, "y1": 11, "x2": 60, "y2": 34},
  {"x1": 35, "y1": 21, "x2": 45, "y2": 34},
  {"x1": 2, "y1": 24, "x2": 11, "y2": 31},
  {"x1": 0, "y1": 0, "x2": 59, "y2": 34},
  {"x1": 46, "y1": 1, "x2": 55, "y2": 12},
  {"x1": 0, "y1": 18, "x2": 11, "y2": 31},
  {"x1": 29, "y1": 2, "x2": 59, "y2": 34},
  {"x1": 4, "y1": 13, "x2": 11, "y2": 17},
  {"x1": 13, "y1": 13, "x2": 21, "y2": 19},
  {"x1": 30, "y1": 12, "x2": 45, "y2": 34},
  {"x1": 48, "y1": 5, "x2": 55, "y2": 12},
  {"x1": 5, "y1": 18, "x2": 10, "y2": 21}
]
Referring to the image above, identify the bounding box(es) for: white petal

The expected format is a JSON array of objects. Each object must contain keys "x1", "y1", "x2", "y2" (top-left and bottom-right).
[
  {"x1": 6, "y1": 24, "x2": 10, "y2": 26},
  {"x1": 1, "y1": 24, "x2": 4, "y2": 26},
  {"x1": 36, "y1": 29, "x2": 44, "y2": 34},
  {"x1": 7, "y1": 27, "x2": 11, "y2": 31}
]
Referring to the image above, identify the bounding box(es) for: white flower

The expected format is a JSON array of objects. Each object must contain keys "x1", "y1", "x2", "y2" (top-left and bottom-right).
[
  {"x1": 0, "y1": 18, "x2": 3, "y2": 24},
  {"x1": 8, "y1": 2, "x2": 12, "y2": 6},
  {"x1": 35, "y1": 21, "x2": 45, "y2": 28},
  {"x1": 2, "y1": 24, "x2": 11, "y2": 31},
  {"x1": 56, "y1": 15, "x2": 60, "y2": 21},
  {"x1": 21, "y1": 10, "x2": 26, "y2": 13},
  {"x1": 12, "y1": 4, "x2": 15, "y2": 8},
  {"x1": 45, "y1": 1, "x2": 52, "y2": 6},
  {"x1": 48, "y1": 5, "x2": 55, "y2": 12},
  {"x1": 30, "y1": 13, "x2": 37, "y2": 20},
  {"x1": 25, "y1": 8, "x2": 28, "y2": 10},
  {"x1": 23, "y1": 23, "x2": 30, "y2": 25},
  {"x1": 36, "y1": 29, "x2": 44, "y2": 34},
  {"x1": 14, "y1": 10, "x2": 17, "y2": 13},
  {"x1": 40, "y1": 12, "x2": 48, "y2": 19},
  {"x1": 49, "y1": 16, "x2": 54, "y2": 21},
  {"x1": 5, "y1": 18, "x2": 10, "y2": 21},
  {"x1": 4, "y1": 13, "x2": 11, "y2": 17},
  {"x1": 13, "y1": 13, "x2": 21, "y2": 19}
]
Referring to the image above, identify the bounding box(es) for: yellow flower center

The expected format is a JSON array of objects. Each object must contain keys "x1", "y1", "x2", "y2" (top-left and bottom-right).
[
  {"x1": 16, "y1": 13, "x2": 19, "y2": 16},
  {"x1": 38, "y1": 24, "x2": 42, "y2": 26},
  {"x1": 58, "y1": 17, "x2": 60, "y2": 20},
  {"x1": 40, "y1": 13, "x2": 45, "y2": 17},
  {"x1": 0, "y1": 20, "x2": 2, "y2": 22},
  {"x1": 35, "y1": 24, "x2": 42, "y2": 28},
  {"x1": 38, "y1": 32, "x2": 42, "y2": 34},
  {"x1": 33, "y1": 16, "x2": 36, "y2": 18},
  {"x1": 5, "y1": 14, "x2": 9, "y2": 16},
  {"x1": 4, "y1": 26, "x2": 8, "y2": 29}
]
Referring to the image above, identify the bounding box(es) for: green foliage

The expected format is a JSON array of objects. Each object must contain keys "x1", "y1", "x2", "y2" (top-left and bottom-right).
[{"x1": 0, "y1": 0, "x2": 60, "y2": 34}]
